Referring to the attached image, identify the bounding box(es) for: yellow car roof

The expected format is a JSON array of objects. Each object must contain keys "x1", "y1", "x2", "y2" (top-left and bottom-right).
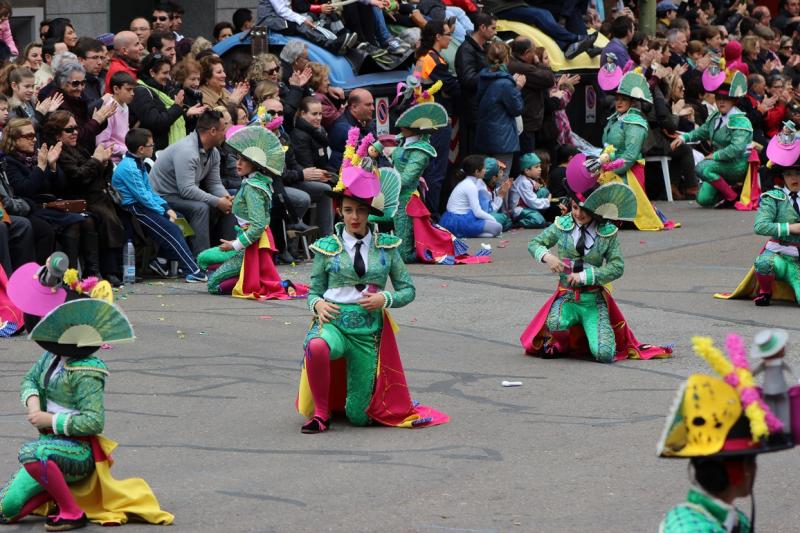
[{"x1": 497, "y1": 20, "x2": 607, "y2": 72}]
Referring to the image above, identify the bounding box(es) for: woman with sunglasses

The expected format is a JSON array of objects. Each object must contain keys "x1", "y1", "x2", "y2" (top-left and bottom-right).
[
  {"x1": 1, "y1": 118, "x2": 100, "y2": 275},
  {"x1": 43, "y1": 110, "x2": 125, "y2": 285},
  {"x1": 52, "y1": 61, "x2": 114, "y2": 151}
]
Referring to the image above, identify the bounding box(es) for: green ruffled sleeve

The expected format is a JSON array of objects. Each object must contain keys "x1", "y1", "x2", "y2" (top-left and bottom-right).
[
  {"x1": 615, "y1": 124, "x2": 646, "y2": 176},
  {"x1": 53, "y1": 371, "x2": 105, "y2": 437},
  {"x1": 19, "y1": 353, "x2": 49, "y2": 407},
  {"x1": 529, "y1": 222, "x2": 561, "y2": 262},
  {"x1": 754, "y1": 195, "x2": 789, "y2": 238},
  {"x1": 383, "y1": 247, "x2": 415, "y2": 308},
  {"x1": 713, "y1": 127, "x2": 752, "y2": 162},
  {"x1": 582, "y1": 235, "x2": 624, "y2": 286},
  {"x1": 237, "y1": 185, "x2": 271, "y2": 249},
  {"x1": 307, "y1": 253, "x2": 329, "y2": 313},
  {"x1": 682, "y1": 119, "x2": 711, "y2": 144}
]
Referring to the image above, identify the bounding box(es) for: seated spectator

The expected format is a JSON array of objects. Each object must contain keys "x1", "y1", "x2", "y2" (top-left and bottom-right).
[
  {"x1": 112, "y1": 128, "x2": 206, "y2": 282},
  {"x1": 658, "y1": 72, "x2": 699, "y2": 198},
  {"x1": 15, "y1": 42, "x2": 43, "y2": 74},
  {"x1": 130, "y1": 17, "x2": 152, "y2": 48},
  {"x1": 149, "y1": 108, "x2": 236, "y2": 255},
  {"x1": 440, "y1": 155, "x2": 504, "y2": 238},
  {"x1": 5, "y1": 66, "x2": 52, "y2": 127},
  {"x1": 277, "y1": 43, "x2": 316, "y2": 129},
  {"x1": 191, "y1": 37, "x2": 214, "y2": 58},
  {"x1": 199, "y1": 55, "x2": 248, "y2": 109},
  {"x1": 213, "y1": 22, "x2": 235, "y2": 43},
  {"x1": 106, "y1": 31, "x2": 144, "y2": 90},
  {"x1": 97, "y1": 72, "x2": 136, "y2": 163},
  {"x1": 42, "y1": 110, "x2": 125, "y2": 284},
  {"x1": 45, "y1": 18, "x2": 78, "y2": 50},
  {"x1": 256, "y1": 0, "x2": 359, "y2": 56},
  {"x1": 477, "y1": 157, "x2": 512, "y2": 231},
  {"x1": 340, "y1": 0, "x2": 410, "y2": 60},
  {"x1": 131, "y1": 54, "x2": 194, "y2": 151},
  {"x1": 741, "y1": 73, "x2": 771, "y2": 150},
  {"x1": 699, "y1": 25, "x2": 722, "y2": 55},
  {"x1": 151, "y1": 3, "x2": 173, "y2": 33},
  {"x1": 2, "y1": 118, "x2": 99, "y2": 274},
  {"x1": 171, "y1": 57, "x2": 205, "y2": 133},
  {"x1": 508, "y1": 152, "x2": 550, "y2": 228},
  {"x1": 548, "y1": 143, "x2": 578, "y2": 199},
  {"x1": 35, "y1": 39, "x2": 59, "y2": 88},
  {"x1": 328, "y1": 88, "x2": 376, "y2": 171},
  {"x1": 53, "y1": 61, "x2": 115, "y2": 151},
  {"x1": 601, "y1": 16, "x2": 635, "y2": 69},
  {"x1": 232, "y1": 8, "x2": 254, "y2": 33},
  {"x1": 666, "y1": 28, "x2": 688, "y2": 68},
  {"x1": 74, "y1": 37, "x2": 107, "y2": 106},
  {"x1": 308, "y1": 62, "x2": 344, "y2": 129},
  {"x1": 764, "y1": 74, "x2": 788, "y2": 139}
]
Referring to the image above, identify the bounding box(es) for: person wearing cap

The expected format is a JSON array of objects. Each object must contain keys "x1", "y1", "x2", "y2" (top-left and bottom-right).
[
  {"x1": 197, "y1": 126, "x2": 308, "y2": 299},
  {"x1": 657, "y1": 1, "x2": 679, "y2": 35},
  {"x1": 671, "y1": 70, "x2": 753, "y2": 208},
  {"x1": 0, "y1": 260, "x2": 174, "y2": 529},
  {"x1": 508, "y1": 152, "x2": 550, "y2": 229},
  {"x1": 658, "y1": 334, "x2": 794, "y2": 532},
  {"x1": 520, "y1": 159, "x2": 672, "y2": 363},
  {"x1": 602, "y1": 70, "x2": 677, "y2": 231},
  {"x1": 296, "y1": 143, "x2": 448, "y2": 434},
  {"x1": 477, "y1": 157, "x2": 513, "y2": 232}
]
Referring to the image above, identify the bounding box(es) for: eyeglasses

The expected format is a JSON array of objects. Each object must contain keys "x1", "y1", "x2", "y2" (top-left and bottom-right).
[
  {"x1": 152, "y1": 16, "x2": 170, "y2": 22},
  {"x1": 266, "y1": 67, "x2": 280, "y2": 75},
  {"x1": 266, "y1": 110, "x2": 284, "y2": 116},
  {"x1": 18, "y1": 132, "x2": 36, "y2": 140},
  {"x1": 68, "y1": 79, "x2": 86, "y2": 87},
  {"x1": 62, "y1": 126, "x2": 78, "y2": 134}
]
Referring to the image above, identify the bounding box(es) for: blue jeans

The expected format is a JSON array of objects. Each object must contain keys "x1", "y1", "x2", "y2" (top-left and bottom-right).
[
  {"x1": 373, "y1": 6, "x2": 392, "y2": 45},
  {"x1": 502, "y1": 6, "x2": 579, "y2": 50},
  {"x1": 446, "y1": 7, "x2": 473, "y2": 42}
]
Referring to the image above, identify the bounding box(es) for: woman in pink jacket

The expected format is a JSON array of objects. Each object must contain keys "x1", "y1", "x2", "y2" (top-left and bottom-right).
[{"x1": 0, "y1": 3, "x2": 18, "y2": 57}]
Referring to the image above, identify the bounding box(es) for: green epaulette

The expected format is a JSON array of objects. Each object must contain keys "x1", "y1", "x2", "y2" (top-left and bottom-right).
[
  {"x1": 761, "y1": 188, "x2": 787, "y2": 201},
  {"x1": 65, "y1": 356, "x2": 109, "y2": 376},
  {"x1": 597, "y1": 222, "x2": 619, "y2": 237},
  {"x1": 309, "y1": 234, "x2": 343, "y2": 256},
  {"x1": 621, "y1": 109, "x2": 648, "y2": 130},
  {"x1": 727, "y1": 112, "x2": 753, "y2": 131},
  {"x1": 404, "y1": 140, "x2": 437, "y2": 158},
  {"x1": 375, "y1": 233, "x2": 402, "y2": 249},
  {"x1": 243, "y1": 175, "x2": 273, "y2": 197},
  {"x1": 554, "y1": 214, "x2": 575, "y2": 231}
]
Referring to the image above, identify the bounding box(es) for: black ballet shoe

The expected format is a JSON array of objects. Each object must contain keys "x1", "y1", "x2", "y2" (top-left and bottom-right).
[
  {"x1": 45, "y1": 513, "x2": 88, "y2": 531},
  {"x1": 754, "y1": 293, "x2": 771, "y2": 307},
  {"x1": 301, "y1": 416, "x2": 330, "y2": 434}
]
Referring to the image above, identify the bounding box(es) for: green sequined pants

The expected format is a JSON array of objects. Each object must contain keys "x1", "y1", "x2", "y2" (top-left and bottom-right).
[
  {"x1": 0, "y1": 435, "x2": 94, "y2": 522},
  {"x1": 695, "y1": 158, "x2": 749, "y2": 207},
  {"x1": 545, "y1": 290, "x2": 615, "y2": 363},
  {"x1": 754, "y1": 250, "x2": 800, "y2": 302}
]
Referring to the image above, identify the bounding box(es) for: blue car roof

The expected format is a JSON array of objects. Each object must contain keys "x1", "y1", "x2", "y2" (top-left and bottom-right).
[{"x1": 212, "y1": 31, "x2": 408, "y2": 90}]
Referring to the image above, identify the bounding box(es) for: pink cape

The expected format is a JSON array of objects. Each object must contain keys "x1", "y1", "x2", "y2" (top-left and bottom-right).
[
  {"x1": 406, "y1": 194, "x2": 492, "y2": 265},
  {"x1": 0, "y1": 266, "x2": 22, "y2": 336},
  {"x1": 519, "y1": 286, "x2": 672, "y2": 361}
]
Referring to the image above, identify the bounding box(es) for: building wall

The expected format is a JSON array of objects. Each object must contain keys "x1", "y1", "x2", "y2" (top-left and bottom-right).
[{"x1": 45, "y1": 0, "x2": 108, "y2": 38}]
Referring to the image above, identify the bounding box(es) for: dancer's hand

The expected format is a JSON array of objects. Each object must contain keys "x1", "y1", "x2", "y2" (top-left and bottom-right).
[
  {"x1": 27, "y1": 410, "x2": 53, "y2": 429},
  {"x1": 218, "y1": 238, "x2": 235, "y2": 251},
  {"x1": 670, "y1": 137, "x2": 684, "y2": 151},
  {"x1": 358, "y1": 292, "x2": 386, "y2": 311},
  {"x1": 543, "y1": 253, "x2": 565, "y2": 273},
  {"x1": 315, "y1": 300, "x2": 340, "y2": 323},
  {"x1": 566, "y1": 272, "x2": 582, "y2": 287},
  {"x1": 789, "y1": 223, "x2": 800, "y2": 235}
]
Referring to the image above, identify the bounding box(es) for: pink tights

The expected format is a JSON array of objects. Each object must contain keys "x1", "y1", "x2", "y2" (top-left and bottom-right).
[
  {"x1": 23, "y1": 461, "x2": 84, "y2": 521},
  {"x1": 305, "y1": 338, "x2": 331, "y2": 420}
]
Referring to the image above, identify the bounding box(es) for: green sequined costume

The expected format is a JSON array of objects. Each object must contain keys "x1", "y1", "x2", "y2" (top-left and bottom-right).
[
  {"x1": 660, "y1": 489, "x2": 750, "y2": 533},
  {"x1": 391, "y1": 134, "x2": 436, "y2": 263},
  {"x1": 304, "y1": 223, "x2": 415, "y2": 425},
  {"x1": 528, "y1": 215, "x2": 624, "y2": 363},
  {"x1": 681, "y1": 109, "x2": 753, "y2": 207},
  {"x1": 753, "y1": 188, "x2": 800, "y2": 301},
  {"x1": 0, "y1": 353, "x2": 106, "y2": 523},
  {"x1": 601, "y1": 108, "x2": 648, "y2": 176},
  {"x1": 198, "y1": 172, "x2": 273, "y2": 294}
]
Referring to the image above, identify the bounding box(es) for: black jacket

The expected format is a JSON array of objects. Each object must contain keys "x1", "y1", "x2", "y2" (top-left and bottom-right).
[
  {"x1": 130, "y1": 77, "x2": 184, "y2": 151},
  {"x1": 508, "y1": 57, "x2": 555, "y2": 133},
  {"x1": 290, "y1": 117, "x2": 333, "y2": 172},
  {"x1": 279, "y1": 130, "x2": 305, "y2": 187},
  {"x1": 454, "y1": 35, "x2": 489, "y2": 122}
]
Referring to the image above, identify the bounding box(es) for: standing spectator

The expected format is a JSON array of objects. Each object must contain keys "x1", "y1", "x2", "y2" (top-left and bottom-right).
[
  {"x1": 328, "y1": 88, "x2": 376, "y2": 171},
  {"x1": 199, "y1": 55, "x2": 248, "y2": 109},
  {"x1": 45, "y1": 18, "x2": 78, "y2": 50},
  {"x1": 213, "y1": 22, "x2": 235, "y2": 43},
  {"x1": 53, "y1": 61, "x2": 115, "y2": 151},
  {"x1": 508, "y1": 37, "x2": 555, "y2": 155},
  {"x1": 0, "y1": 2, "x2": 18, "y2": 57},
  {"x1": 43, "y1": 111, "x2": 125, "y2": 284},
  {"x1": 130, "y1": 17, "x2": 152, "y2": 49},
  {"x1": 455, "y1": 12, "x2": 496, "y2": 153},
  {"x1": 149, "y1": 109, "x2": 236, "y2": 254},
  {"x1": 105, "y1": 31, "x2": 144, "y2": 91},
  {"x1": 151, "y1": 5, "x2": 173, "y2": 33},
  {"x1": 74, "y1": 38, "x2": 107, "y2": 105},
  {"x1": 15, "y1": 42, "x2": 43, "y2": 73},
  {"x1": 233, "y1": 8, "x2": 254, "y2": 33},
  {"x1": 171, "y1": 57, "x2": 205, "y2": 134},
  {"x1": 97, "y1": 72, "x2": 136, "y2": 164},
  {"x1": 774, "y1": 0, "x2": 800, "y2": 33},
  {"x1": 147, "y1": 31, "x2": 177, "y2": 65},
  {"x1": 131, "y1": 54, "x2": 193, "y2": 151},
  {"x1": 475, "y1": 41, "x2": 525, "y2": 182},
  {"x1": 415, "y1": 20, "x2": 460, "y2": 216},
  {"x1": 167, "y1": 2, "x2": 185, "y2": 41},
  {"x1": 308, "y1": 62, "x2": 344, "y2": 130},
  {"x1": 601, "y1": 16, "x2": 635, "y2": 69}
]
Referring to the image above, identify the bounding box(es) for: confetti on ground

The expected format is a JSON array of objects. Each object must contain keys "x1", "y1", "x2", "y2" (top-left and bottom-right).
[
  {"x1": 176, "y1": 330, "x2": 186, "y2": 339},
  {"x1": 284, "y1": 321, "x2": 292, "y2": 325},
  {"x1": 198, "y1": 331, "x2": 207, "y2": 335},
  {"x1": 639, "y1": 240, "x2": 646, "y2": 244},
  {"x1": 156, "y1": 294, "x2": 163, "y2": 298},
  {"x1": 158, "y1": 317, "x2": 165, "y2": 321},
  {"x1": 259, "y1": 315, "x2": 273, "y2": 320},
  {"x1": 100, "y1": 343, "x2": 112, "y2": 350},
  {"x1": 440, "y1": 283, "x2": 448, "y2": 288},
  {"x1": 498, "y1": 240, "x2": 510, "y2": 248},
  {"x1": 410, "y1": 318, "x2": 418, "y2": 324}
]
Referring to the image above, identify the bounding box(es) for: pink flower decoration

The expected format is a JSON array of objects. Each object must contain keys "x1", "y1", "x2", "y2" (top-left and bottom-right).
[
  {"x1": 346, "y1": 127, "x2": 360, "y2": 150},
  {"x1": 80, "y1": 277, "x2": 99, "y2": 293},
  {"x1": 265, "y1": 115, "x2": 283, "y2": 131},
  {"x1": 726, "y1": 334, "x2": 748, "y2": 369},
  {"x1": 724, "y1": 373, "x2": 740, "y2": 387},
  {"x1": 357, "y1": 133, "x2": 375, "y2": 158}
]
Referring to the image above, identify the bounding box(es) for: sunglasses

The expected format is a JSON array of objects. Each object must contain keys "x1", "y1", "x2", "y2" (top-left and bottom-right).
[
  {"x1": 68, "y1": 79, "x2": 86, "y2": 87},
  {"x1": 62, "y1": 126, "x2": 78, "y2": 134},
  {"x1": 18, "y1": 132, "x2": 36, "y2": 140},
  {"x1": 266, "y1": 110, "x2": 284, "y2": 116},
  {"x1": 152, "y1": 15, "x2": 170, "y2": 22},
  {"x1": 266, "y1": 67, "x2": 280, "y2": 75}
]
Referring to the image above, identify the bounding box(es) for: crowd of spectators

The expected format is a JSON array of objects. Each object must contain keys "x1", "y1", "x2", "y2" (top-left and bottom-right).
[{"x1": 0, "y1": 0, "x2": 796, "y2": 285}]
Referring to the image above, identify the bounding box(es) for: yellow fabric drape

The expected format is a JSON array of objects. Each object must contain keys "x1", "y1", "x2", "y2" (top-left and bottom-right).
[{"x1": 714, "y1": 266, "x2": 796, "y2": 301}]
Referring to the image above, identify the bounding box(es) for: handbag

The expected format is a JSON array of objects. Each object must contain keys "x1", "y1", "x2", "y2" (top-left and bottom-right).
[{"x1": 41, "y1": 199, "x2": 87, "y2": 213}]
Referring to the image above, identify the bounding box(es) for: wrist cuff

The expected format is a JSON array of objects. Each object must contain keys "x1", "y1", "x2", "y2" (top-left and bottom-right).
[
  {"x1": 381, "y1": 291, "x2": 393, "y2": 309},
  {"x1": 308, "y1": 296, "x2": 322, "y2": 313}
]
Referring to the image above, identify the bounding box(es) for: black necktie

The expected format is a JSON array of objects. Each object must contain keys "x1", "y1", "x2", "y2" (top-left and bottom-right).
[
  {"x1": 354, "y1": 241, "x2": 366, "y2": 292},
  {"x1": 576, "y1": 225, "x2": 588, "y2": 257},
  {"x1": 791, "y1": 192, "x2": 800, "y2": 216}
]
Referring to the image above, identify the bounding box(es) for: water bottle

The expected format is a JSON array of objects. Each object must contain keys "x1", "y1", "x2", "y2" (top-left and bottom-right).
[{"x1": 123, "y1": 240, "x2": 136, "y2": 285}]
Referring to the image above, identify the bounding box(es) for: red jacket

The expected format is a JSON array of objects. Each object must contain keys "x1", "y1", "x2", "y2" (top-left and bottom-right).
[
  {"x1": 104, "y1": 57, "x2": 138, "y2": 93},
  {"x1": 444, "y1": 0, "x2": 478, "y2": 12},
  {"x1": 765, "y1": 102, "x2": 787, "y2": 138}
]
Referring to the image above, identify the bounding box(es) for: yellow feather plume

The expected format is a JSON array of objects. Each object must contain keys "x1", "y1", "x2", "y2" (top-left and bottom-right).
[{"x1": 691, "y1": 336, "x2": 734, "y2": 377}]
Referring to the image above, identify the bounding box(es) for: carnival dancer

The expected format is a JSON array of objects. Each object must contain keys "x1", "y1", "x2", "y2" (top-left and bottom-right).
[
  {"x1": 296, "y1": 164, "x2": 448, "y2": 433},
  {"x1": 0, "y1": 255, "x2": 173, "y2": 529},
  {"x1": 520, "y1": 157, "x2": 672, "y2": 363},
  {"x1": 671, "y1": 69, "x2": 755, "y2": 208},
  {"x1": 390, "y1": 78, "x2": 491, "y2": 264},
  {"x1": 602, "y1": 70, "x2": 678, "y2": 231},
  {"x1": 715, "y1": 125, "x2": 800, "y2": 305},
  {"x1": 197, "y1": 126, "x2": 308, "y2": 299},
  {"x1": 658, "y1": 334, "x2": 794, "y2": 532}
]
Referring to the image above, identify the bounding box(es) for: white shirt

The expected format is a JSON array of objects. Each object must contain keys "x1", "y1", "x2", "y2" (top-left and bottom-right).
[
  {"x1": 323, "y1": 229, "x2": 372, "y2": 304},
  {"x1": 476, "y1": 179, "x2": 503, "y2": 213},
  {"x1": 269, "y1": 0, "x2": 307, "y2": 26},
  {"x1": 766, "y1": 187, "x2": 800, "y2": 257},
  {"x1": 508, "y1": 175, "x2": 549, "y2": 217},
  {"x1": 45, "y1": 359, "x2": 79, "y2": 415},
  {"x1": 571, "y1": 220, "x2": 597, "y2": 251},
  {"x1": 445, "y1": 176, "x2": 495, "y2": 221}
]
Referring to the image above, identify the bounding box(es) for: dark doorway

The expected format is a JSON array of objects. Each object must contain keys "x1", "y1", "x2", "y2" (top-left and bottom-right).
[{"x1": 110, "y1": 0, "x2": 216, "y2": 39}]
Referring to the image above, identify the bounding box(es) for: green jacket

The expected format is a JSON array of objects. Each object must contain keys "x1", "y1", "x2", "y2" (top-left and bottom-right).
[
  {"x1": 681, "y1": 110, "x2": 753, "y2": 162},
  {"x1": 20, "y1": 353, "x2": 107, "y2": 437},
  {"x1": 232, "y1": 172, "x2": 272, "y2": 250},
  {"x1": 391, "y1": 135, "x2": 435, "y2": 262},
  {"x1": 601, "y1": 108, "x2": 648, "y2": 176},
  {"x1": 754, "y1": 188, "x2": 800, "y2": 242},
  {"x1": 307, "y1": 223, "x2": 416, "y2": 312},
  {"x1": 528, "y1": 214, "x2": 624, "y2": 287},
  {"x1": 660, "y1": 489, "x2": 750, "y2": 533}
]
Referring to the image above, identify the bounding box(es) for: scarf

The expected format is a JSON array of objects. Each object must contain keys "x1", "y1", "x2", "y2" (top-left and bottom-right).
[
  {"x1": 137, "y1": 80, "x2": 187, "y2": 146},
  {"x1": 13, "y1": 150, "x2": 37, "y2": 169}
]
